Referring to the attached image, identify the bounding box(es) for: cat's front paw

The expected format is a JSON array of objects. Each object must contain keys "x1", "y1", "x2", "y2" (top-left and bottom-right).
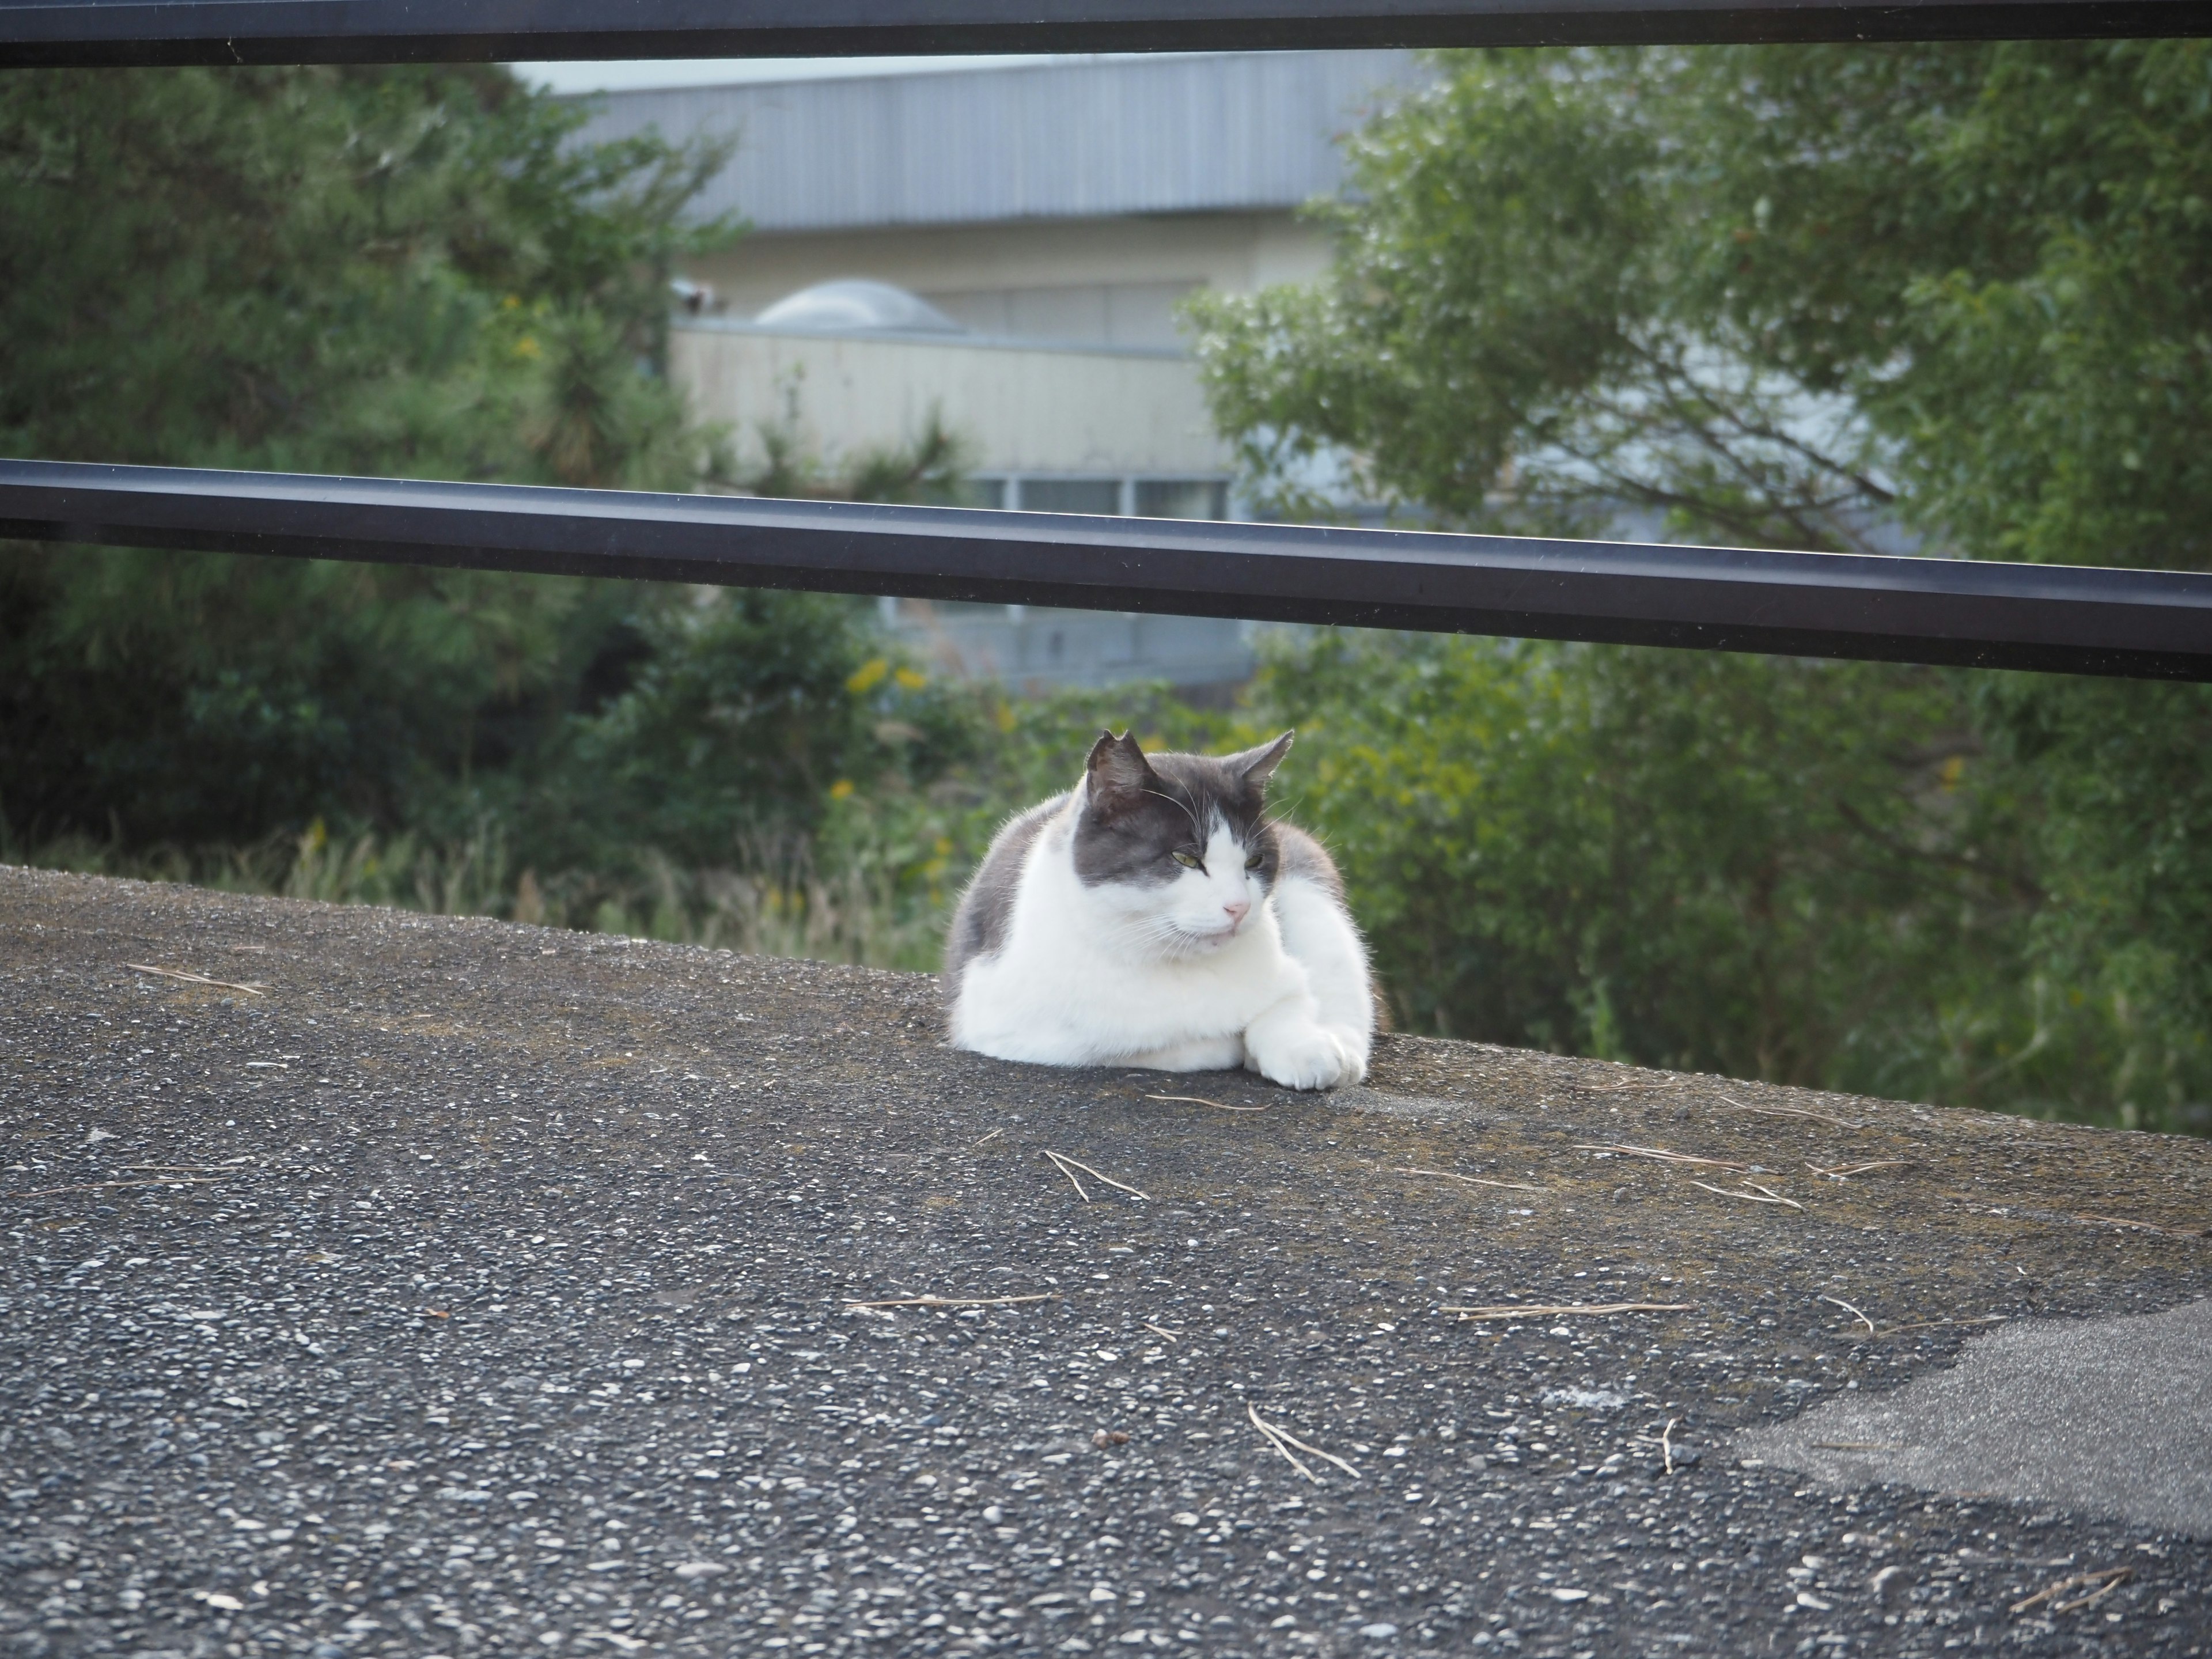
[{"x1": 1244, "y1": 1020, "x2": 1358, "y2": 1091}]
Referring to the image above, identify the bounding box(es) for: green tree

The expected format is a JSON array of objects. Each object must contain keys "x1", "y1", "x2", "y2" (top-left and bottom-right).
[
  {"x1": 1193, "y1": 42, "x2": 2212, "y2": 1128},
  {"x1": 1249, "y1": 634, "x2": 2036, "y2": 1098},
  {"x1": 0, "y1": 65, "x2": 739, "y2": 847}
]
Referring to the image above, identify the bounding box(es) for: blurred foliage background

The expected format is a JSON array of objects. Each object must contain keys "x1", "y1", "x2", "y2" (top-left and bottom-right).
[{"x1": 2, "y1": 50, "x2": 2206, "y2": 1133}]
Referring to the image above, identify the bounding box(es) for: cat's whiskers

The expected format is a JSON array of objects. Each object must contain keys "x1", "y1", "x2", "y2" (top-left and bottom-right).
[{"x1": 1119, "y1": 911, "x2": 1224, "y2": 961}]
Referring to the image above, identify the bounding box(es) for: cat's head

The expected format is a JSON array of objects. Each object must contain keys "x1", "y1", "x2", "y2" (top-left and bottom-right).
[{"x1": 1072, "y1": 728, "x2": 1294, "y2": 957}]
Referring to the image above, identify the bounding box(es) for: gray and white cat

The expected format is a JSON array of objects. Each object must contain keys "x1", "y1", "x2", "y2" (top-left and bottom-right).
[{"x1": 944, "y1": 729, "x2": 1373, "y2": 1090}]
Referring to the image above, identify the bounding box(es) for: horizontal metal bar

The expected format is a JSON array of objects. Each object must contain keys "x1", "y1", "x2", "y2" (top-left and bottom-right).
[
  {"x1": 2, "y1": 0, "x2": 2206, "y2": 67},
  {"x1": 3, "y1": 459, "x2": 2208, "y2": 679}
]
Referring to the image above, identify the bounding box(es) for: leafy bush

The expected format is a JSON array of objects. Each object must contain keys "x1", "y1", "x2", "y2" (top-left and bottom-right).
[{"x1": 1191, "y1": 42, "x2": 2212, "y2": 1132}]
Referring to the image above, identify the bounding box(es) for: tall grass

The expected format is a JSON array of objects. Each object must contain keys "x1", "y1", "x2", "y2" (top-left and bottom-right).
[{"x1": 3, "y1": 817, "x2": 944, "y2": 972}]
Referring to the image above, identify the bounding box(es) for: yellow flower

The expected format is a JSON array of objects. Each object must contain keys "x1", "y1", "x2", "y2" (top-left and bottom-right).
[
  {"x1": 828, "y1": 779, "x2": 855, "y2": 801},
  {"x1": 893, "y1": 666, "x2": 928, "y2": 690},
  {"x1": 934, "y1": 837, "x2": 953, "y2": 857},
  {"x1": 846, "y1": 657, "x2": 889, "y2": 694},
  {"x1": 514, "y1": 335, "x2": 541, "y2": 359},
  {"x1": 1940, "y1": 755, "x2": 1967, "y2": 791}
]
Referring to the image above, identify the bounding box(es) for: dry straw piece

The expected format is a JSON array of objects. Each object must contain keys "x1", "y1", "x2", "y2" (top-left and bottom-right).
[
  {"x1": 2011, "y1": 1566, "x2": 2131, "y2": 1615},
  {"x1": 4, "y1": 1176, "x2": 219, "y2": 1200},
  {"x1": 1576, "y1": 1143, "x2": 1750, "y2": 1173},
  {"x1": 1716, "y1": 1092, "x2": 1869, "y2": 1130},
  {"x1": 1441, "y1": 1301, "x2": 1695, "y2": 1320},
  {"x1": 1247, "y1": 1403, "x2": 1361, "y2": 1483},
  {"x1": 1143, "y1": 1093, "x2": 1264, "y2": 1113},
  {"x1": 1690, "y1": 1180, "x2": 1806, "y2": 1210},
  {"x1": 1042, "y1": 1150, "x2": 1149, "y2": 1202},
  {"x1": 843, "y1": 1294, "x2": 1054, "y2": 1310},
  {"x1": 126, "y1": 962, "x2": 269, "y2": 997},
  {"x1": 1389, "y1": 1166, "x2": 1547, "y2": 1194},
  {"x1": 1808, "y1": 1160, "x2": 1915, "y2": 1179},
  {"x1": 1820, "y1": 1294, "x2": 1877, "y2": 1334}
]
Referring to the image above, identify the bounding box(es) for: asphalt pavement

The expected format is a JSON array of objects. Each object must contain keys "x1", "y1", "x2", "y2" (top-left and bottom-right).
[
  {"x1": 1742, "y1": 1297, "x2": 2212, "y2": 1537},
  {"x1": 3, "y1": 865, "x2": 2209, "y2": 1659}
]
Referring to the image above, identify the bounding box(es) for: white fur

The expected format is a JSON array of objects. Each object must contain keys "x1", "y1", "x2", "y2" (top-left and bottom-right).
[{"x1": 948, "y1": 791, "x2": 1373, "y2": 1090}]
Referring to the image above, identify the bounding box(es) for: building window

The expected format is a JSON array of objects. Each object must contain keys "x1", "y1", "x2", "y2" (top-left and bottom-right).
[
  {"x1": 1017, "y1": 478, "x2": 1122, "y2": 516},
  {"x1": 1135, "y1": 478, "x2": 1229, "y2": 521}
]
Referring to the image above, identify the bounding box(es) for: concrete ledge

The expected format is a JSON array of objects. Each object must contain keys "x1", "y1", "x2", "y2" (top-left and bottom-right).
[{"x1": 3, "y1": 865, "x2": 2208, "y2": 1656}]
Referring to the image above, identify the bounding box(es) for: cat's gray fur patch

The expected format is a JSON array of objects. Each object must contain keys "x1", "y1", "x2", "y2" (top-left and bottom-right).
[
  {"x1": 1275, "y1": 824, "x2": 1345, "y2": 900},
  {"x1": 943, "y1": 794, "x2": 1061, "y2": 990}
]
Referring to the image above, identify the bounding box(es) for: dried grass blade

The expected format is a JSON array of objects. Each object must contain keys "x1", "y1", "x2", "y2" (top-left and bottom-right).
[
  {"x1": 1820, "y1": 1294, "x2": 1877, "y2": 1334},
  {"x1": 1252, "y1": 1411, "x2": 1361, "y2": 1480},
  {"x1": 2012, "y1": 1566, "x2": 2130, "y2": 1615},
  {"x1": 1575, "y1": 1143, "x2": 1749, "y2": 1172},
  {"x1": 1390, "y1": 1166, "x2": 1547, "y2": 1193},
  {"x1": 1441, "y1": 1301, "x2": 1695, "y2": 1320},
  {"x1": 126, "y1": 962, "x2": 268, "y2": 997},
  {"x1": 843, "y1": 1294, "x2": 1053, "y2": 1309},
  {"x1": 1716, "y1": 1092, "x2": 1868, "y2": 1130},
  {"x1": 1808, "y1": 1160, "x2": 1914, "y2": 1179},
  {"x1": 2053, "y1": 1573, "x2": 2133, "y2": 1615},
  {"x1": 1045, "y1": 1150, "x2": 1149, "y2": 1202},
  {"x1": 1690, "y1": 1180, "x2": 1804, "y2": 1209},
  {"x1": 1741, "y1": 1181, "x2": 1806, "y2": 1210},
  {"x1": 5, "y1": 1176, "x2": 220, "y2": 1200},
  {"x1": 1143, "y1": 1093, "x2": 1264, "y2": 1113},
  {"x1": 1041, "y1": 1151, "x2": 1090, "y2": 1202},
  {"x1": 1247, "y1": 1405, "x2": 1320, "y2": 1484}
]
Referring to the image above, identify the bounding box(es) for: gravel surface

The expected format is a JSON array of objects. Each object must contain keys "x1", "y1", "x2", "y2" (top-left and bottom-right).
[{"x1": 3, "y1": 865, "x2": 2210, "y2": 1659}]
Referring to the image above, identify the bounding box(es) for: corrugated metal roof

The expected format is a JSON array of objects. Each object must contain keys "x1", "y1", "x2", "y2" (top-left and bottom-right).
[{"x1": 564, "y1": 51, "x2": 1423, "y2": 233}]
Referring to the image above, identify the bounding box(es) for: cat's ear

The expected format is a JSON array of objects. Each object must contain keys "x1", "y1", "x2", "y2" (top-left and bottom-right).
[
  {"x1": 1226, "y1": 730, "x2": 1295, "y2": 790},
  {"x1": 1085, "y1": 729, "x2": 1158, "y2": 817}
]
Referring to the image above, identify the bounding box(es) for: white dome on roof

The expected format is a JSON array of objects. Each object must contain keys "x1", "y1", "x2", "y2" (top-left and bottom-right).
[{"x1": 753, "y1": 279, "x2": 964, "y2": 334}]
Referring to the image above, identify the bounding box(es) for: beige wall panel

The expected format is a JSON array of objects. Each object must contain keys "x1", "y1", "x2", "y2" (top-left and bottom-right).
[
  {"x1": 679, "y1": 212, "x2": 1328, "y2": 324},
  {"x1": 671, "y1": 327, "x2": 1233, "y2": 478}
]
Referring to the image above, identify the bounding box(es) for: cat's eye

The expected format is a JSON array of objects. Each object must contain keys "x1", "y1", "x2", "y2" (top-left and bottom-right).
[
  {"x1": 1172, "y1": 850, "x2": 1203, "y2": 869},
  {"x1": 1245, "y1": 851, "x2": 1265, "y2": 870}
]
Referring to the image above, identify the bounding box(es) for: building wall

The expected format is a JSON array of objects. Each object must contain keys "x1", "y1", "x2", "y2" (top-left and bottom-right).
[
  {"x1": 588, "y1": 52, "x2": 1428, "y2": 695},
  {"x1": 891, "y1": 600, "x2": 1267, "y2": 696},
  {"x1": 567, "y1": 51, "x2": 1421, "y2": 235},
  {"x1": 670, "y1": 321, "x2": 1231, "y2": 479},
  {"x1": 677, "y1": 210, "x2": 1331, "y2": 349}
]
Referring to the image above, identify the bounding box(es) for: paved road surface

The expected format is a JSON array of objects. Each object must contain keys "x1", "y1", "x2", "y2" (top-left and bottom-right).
[{"x1": 2, "y1": 867, "x2": 2209, "y2": 1658}]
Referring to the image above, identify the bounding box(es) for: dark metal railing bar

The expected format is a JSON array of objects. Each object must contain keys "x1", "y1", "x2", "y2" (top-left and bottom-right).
[
  {"x1": 2, "y1": 0, "x2": 2209, "y2": 67},
  {"x1": 2, "y1": 459, "x2": 2206, "y2": 680}
]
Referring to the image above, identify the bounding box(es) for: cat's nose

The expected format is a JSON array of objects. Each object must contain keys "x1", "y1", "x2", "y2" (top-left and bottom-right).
[{"x1": 1222, "y1": 897, "x2": 1251, "y2": 927}]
